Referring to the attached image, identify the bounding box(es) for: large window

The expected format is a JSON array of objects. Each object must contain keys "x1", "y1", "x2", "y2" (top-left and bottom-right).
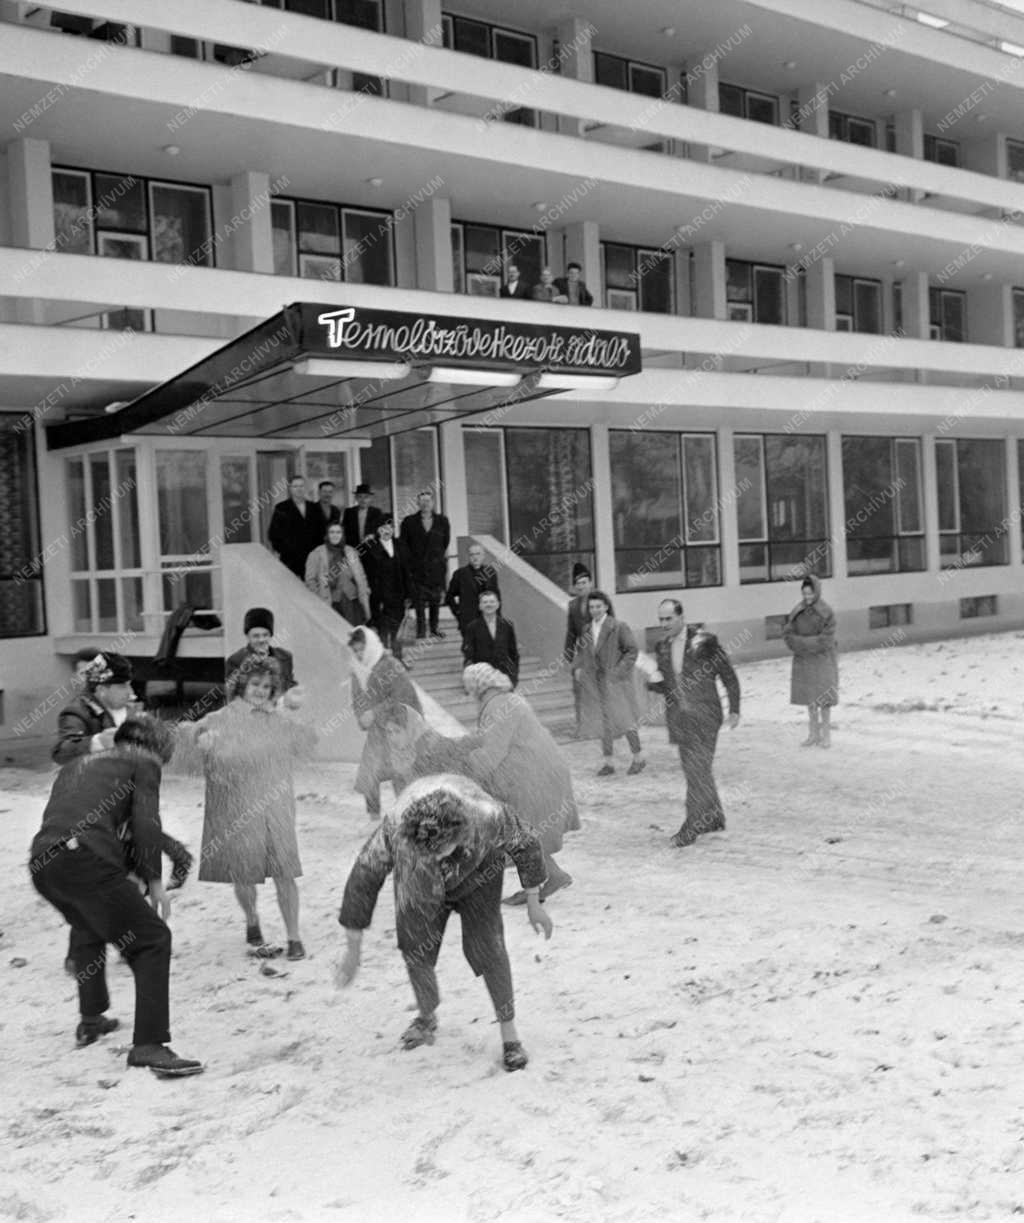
[
  {"x1": 156, "y1": 449, "x2": 214, "y2": 612},
  {"x1": 271, "y1": 197, "x2": 394, "y2": 285},
  {"x1": 727, "y1": 260, "x2": 786, "y2": 324},
  {"x1": 935, "y1": 438, "x2": 1008, "y2": 568},
  {"x1": 734, "y1": 434, "x2": 830, "y2": 582},
  {"x1": 925, "y1": 134, "x2": 960, "y2": 167},
  {"x1": 359, "y1": 429, "x2": 441, "y2": 522},
  {"x1": 0, "y1": 415, "x2": 44, "y2": 637},
  {"x1": 601, "y1": 243, "x2": 674, "y2": 313},
  {"x1": 610, "y1": 431, "x2": 721, "y2": 592},
  {"x1": 451, "y1": 221, "x2": 545, "y2": 296},
  {"x1": 1009, "y1": 140, "x2": 1024, "y2": 183},
  {"x1": 835, "y1": 275, "x2": 882, "y2": 334},
  {"x1": 719, "y1": 83, "x2": 778, "y2": 125},
  {"x1": 506, "y1": 428, "x2": 594, "y2": 587},
  {"x1": 594, "y1": 52, "x2": 666, "y2": 98},
  {"x1": 1013, "y1": 288, "x2": 1024, "y2": 348},
  {"x1": 829, "y1": 111, "x2": 877, "y2": 147},
  {"x1": 842, "y1": 437, "x2": 925, "y2": 574},
  {"x1": 442, "y1": 13, "x2": 536, "y2": 124},
  {"x1": 464, "y1": 430, "x2": 508, "y2": 542},
  {"x1": 930, "y1": 287, "x2": 967, "y2": 342}
]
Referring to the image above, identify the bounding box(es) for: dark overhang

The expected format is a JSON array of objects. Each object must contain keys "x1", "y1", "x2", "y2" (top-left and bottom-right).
[{"x1": 46, "y1": 302, "x2": 642, "y2": 450}]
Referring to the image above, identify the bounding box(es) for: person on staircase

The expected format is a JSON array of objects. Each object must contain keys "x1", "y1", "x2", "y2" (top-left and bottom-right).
[
  {"x1": 446, "y1": 543, "x2": 500, "y2": 640},
  {"x1": 399, "y1": 490, "x2": 450, "y2": 641},
  {"x1": 461, "y1": 591, "x2": 519, "y2": 688}
]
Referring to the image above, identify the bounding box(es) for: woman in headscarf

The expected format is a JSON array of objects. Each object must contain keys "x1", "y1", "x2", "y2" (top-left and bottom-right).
[
  {"x1": 305, "y1": 522, "x2": 371, "y2": 625},
  {"x1": 336, "y1": 773, "x2": 552, "y2": 1072},
  {"x1": 461, "y1": 663, "x2": 579, "y2": 904},
  {"x1": 349, "y1": 626, "x2": 422, "y2": 819},
  {"x1": 179, "y1": 657, "x2": 317, "y2": 960},
  {"x1": 782, "y1": 574, "x2": 839, "y2": 748},
  {"x1": 575, "y1": 590, "x2": 645, "y2": 777}
]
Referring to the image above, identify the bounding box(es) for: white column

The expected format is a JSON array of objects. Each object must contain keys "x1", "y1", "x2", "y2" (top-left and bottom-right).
[
  {"x1": 228, "y1": 171, "x2": 274, "y2": 274},
  {"x1": 589, "y1": 422, "x2": 616, "y2": 596},
  {"x1": 8, "y1": 137, "x2": 54, "y2": 324},
  {"x1": 966, "y1": 282, "x2": 1013, "y2": 347},
  {"x1": 892, "y1": 108, "x2": 924, "y2": 203},
  {"x1": 826, "y1": 430, "x2": 848, "y2": 580},
  {"x1": 559, "y1": 219, "x2": 601, "y2": 300},
  {"x1": 718, "y1": 428, "x2": 739, "y2": 590},
  {"x1": 692, "y1": 240, "x2": 726, "y2": 320},
  {"x1": 805, "y1": 256, "x2": 835, "y2": 377},
  {"x1": 1006, "y1": 433, "x2": 1022, "y2": 572},
  {"x1": 403, "y1": 0, "x2": 443, "y2": 107},
  {"x1": 920, "y1": 434, "x2": 941, "y2": 574},
  {"x1": 412, "y1": 195, "x2": 453, "y2": 292},
  {"x1": 684, "y1": 50, "x2": 719, "y2": 164},
  {"x1": 794, "y1": 82, "x2": 829, "y2": 183},
  {"x1": 900, "y1": 272, "x2": 931, "y2": 340},
  {"x1": 551, "y1": 17, "x2": 594, "y2": 137},
  {"x1": 439, "y1": 421, "x2": 468, "y2": 543}
]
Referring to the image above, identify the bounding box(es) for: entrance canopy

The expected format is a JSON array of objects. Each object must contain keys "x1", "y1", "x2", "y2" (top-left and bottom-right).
[{"x1": 46, "y1": 302, "x2": 642, "y2": 450}]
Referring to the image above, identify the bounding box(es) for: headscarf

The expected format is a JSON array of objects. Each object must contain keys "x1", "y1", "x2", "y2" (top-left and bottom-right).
[
  {"x1": 348, "y1": 625, "x2": 385, "y2": 686},
  {"x1": 785, "y1": 573, "x2": 835, "y2": 630},
  {"x1": 462, "y1": 663, "x2": 513, "y2": 699}
]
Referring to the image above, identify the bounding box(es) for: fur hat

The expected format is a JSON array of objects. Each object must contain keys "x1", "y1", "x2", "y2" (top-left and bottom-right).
[
  {"x1": 572, "y1": 563, "x2": 591, "y2": 583},
  {"x1": 243, "y1": 607, "x2": 274, "y2": 635},
  {"x1": 82, "y1": 652, "x2": 133, "y2": 689},
  {"x1": 355, "y1": 483, "x2": 373, "y2": 495}
]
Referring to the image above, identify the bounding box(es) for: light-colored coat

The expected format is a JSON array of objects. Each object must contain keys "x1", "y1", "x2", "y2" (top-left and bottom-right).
[
  {"x1": 576, "y1": 614, "x2": 639, "y2": 740},
  {"x1": 782, "y1": 575, "x2": 839, "y2": 707},
  {"x1": 304, "y1": 543, "x2": 370, "y2": 616}
]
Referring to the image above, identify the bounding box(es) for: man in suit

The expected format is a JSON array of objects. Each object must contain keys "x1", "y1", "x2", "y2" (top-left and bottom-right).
[
  {"x1": 447, "y1": 543, "x2": 500, "y2": 638},
  {"x1": 553, "y1": 262, "x2": 594, "y2": 307},
  {"x1": 363, "y1": 515, "x2": 411, "y2": 661},
  {"x1": 225, "y1": 607, "x2": 297, "y2": 695},
  {"x1": 500, "y1": 262, "x2": 531, "y2": 300},
  {"x1": 563, "y1": 563, "x2": 593, "y2": 737},
  {"x1": 310, "y1": 480, "x2": 342, "y2": 547},
  {"x1": 268, "y1": 474, "x2": 315, "y2": 578},
  {"x1": 462, "y1": 591, "x2": 519, "y2": 687},
  {"x1": 342, "y1": 483, "x2": 385, "y2": 555},
  {"x1": 400, "y1": 489, "x2": 451, "y2": 640},
  {"x1": 649, "y1": 599, "x2": 741, "y2": 849}
]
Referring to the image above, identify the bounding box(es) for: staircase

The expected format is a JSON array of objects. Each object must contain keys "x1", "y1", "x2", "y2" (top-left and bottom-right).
[{"x1": 403, "y1": 610, "x2": 578, "y2": 741}]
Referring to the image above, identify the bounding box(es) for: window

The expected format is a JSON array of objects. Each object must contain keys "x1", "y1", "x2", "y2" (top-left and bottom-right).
[
  {"x1": 925, "y1": 134, "x2": 960, "y2": 167},
  {"x1": 442, "y1": 13, "x2": 537, "y2": 124},
  {"x1": 1013, "y1": 288, "x2": 1024, "y2": 348},
  {"x1": 601, "y1": 243, "x2": 674, "y2": 313},
  {"x1": 594, "y1": 52, "x2": 667, "y2": 98},
  {"x1": 959, "y1": 595, "x2": 997, "y2": 619},
  {"x1": 464, "y1": 430, "x2": 508, "y2": 542},
  {"x1": 0, "y1": 415, "x2": 44, "y2": 637},
  {"x1": 719, "y1": 83, "x2": 778, "y2": 125},
  {"x1": 273, "y1": 196, "x2": 395, "y2": 285},
  {"x1": 869, "y1": 603, "x2": 912, "y2": 630},
  {"x1": 66, "y1": 448, "x2": 143, "y2": 633},
  {"x1": 935, "y1": 438, "x2": 1008, "y2": 568},
  {"x1": 734, "y1": 434, "x2": 830, "y2": 583},
  {"x1": 829, "y1": 111, "x2": 877, "y2": 147},
  {"x1": 835, "y1": 275, "x2": 882, "y2": 334},
  {"x1": 842, "y1": 436, "x2": 925, "y2": 575},
  {"x1": 727, "y1": 260, "x2": 786, "y2": 325},
  {"x1": 506, "y1": 428, "x2": 595, "y2": 587},
  {"x1": 359, "y1": 430, "x2": 441, "y2": 522},
  {"x1": 1008, "y1": 140, "x2": 1024, "y2": 183},
  {"x1": 451, "y1": 221, "x2": 545, "y2": 296},
  {"x1": 156, "y1": 449, "x2": 213, "y2": 611},
  {"x1": 929, "y1": 287, "x2": 967, "y2": 343},
  {"x1": 610, "y1": 431, "x2": 721, "y2": 592}
]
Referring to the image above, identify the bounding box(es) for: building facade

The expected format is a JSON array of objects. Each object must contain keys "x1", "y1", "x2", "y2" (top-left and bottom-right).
[{"x1": 3, "y1": 0, "x2": 1024, "y2": 740}]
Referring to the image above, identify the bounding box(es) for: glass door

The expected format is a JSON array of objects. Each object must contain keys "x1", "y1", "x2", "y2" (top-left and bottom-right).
[{"x1": 256, "y1": 448, "x2": 303, "y2": 547}]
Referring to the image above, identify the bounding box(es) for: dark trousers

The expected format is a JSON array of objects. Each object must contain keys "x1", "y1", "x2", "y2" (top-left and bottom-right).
[
  {"x1": 400, "y1": 859, "x2": 514, "y2": 1023},
  {"x1": 677, "y1": 716, "x2": 724, "y2": 834},
  {"x1": 412, "y1": 582, "x2": 442, "y2": 636},
  {"x1": 33, "y1": 844, "x2": 172, "y2": 1046},
  {"x1": 373, "y1": 603, "x2": 404, "y2": 661}
]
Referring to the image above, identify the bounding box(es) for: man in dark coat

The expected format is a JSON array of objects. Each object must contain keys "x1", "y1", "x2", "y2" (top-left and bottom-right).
[
  {"x1": 309, "y1": 480, "x2": 342, "y2": 547},
  {"x1": 30, "y1": 715, "x2": 203, "y2": 1075},
  {"x1": 499, "y1": 263, "x2": 531, "y2": 300},
  {"x1": 363, "y1": 516, "x2": 411, "y2": 662},
  {"x1": 649, "y1": 599, "x2": 741, "y2": 848},
  {"x1": 399, "y1": 490, "x2": 451, "y2": 639},
  {"x1": 563, "y1": 563, "x2": 593, "y2": 737},
  {"x1": 462, "y1": 591, "x2": 520, "y2": 687},
  {"x1": 553, "y1": 262, "x2": 594, "y2": 307},
  {"x1": 341, "y1": 483, "x2": 385, "y2": 556},
  {"x1": 225, "y1": 607, "x2": 297, "y2": 694},
  {"x1": 267, "y1": 474, "x2": 316, "y2": 578},
  {"x1": 446, "y1": 543, "x2": 500, "y2": 638}
]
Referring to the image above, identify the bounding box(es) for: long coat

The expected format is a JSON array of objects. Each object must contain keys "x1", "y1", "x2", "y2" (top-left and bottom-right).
[
  {"x1": 399, "y1": 512, "x2": 451, "y2": 591},
  {"x1": 308, "y1": 501, "x2": 341, "y2": 547},
  {"x1": 462, "y1": 615, "x2": 520, "y2": 688},
  {"x1": 446, "y1": 563, "x2": 500, "y2": 635},
  {"x1": 577, "y1": 615, "x2": 639, "y2": 739},
  {"x1": 562, "y1": 594, "x2": 591, "y2": 665},
  {"x1": 363, "y1": 539, "x2": 411, "y2": 621},
  {"x1": 52, "y1": 694, "x2": 114, "y2": 764},
  {"x1": 185, "y1": 700, "x2": 316, "y2": 884},
  {"x1": 305, "y1": 542, "x2": 371, "y2": 618},
  {"x1": 782, "y1": 576, "x2": 839, "y2": 707},
  {"x1": 342, "y1": 505, "x2": 385, "y2": 552},
  {"x1": 651, "y1": 628, "x2": 741, "y2": 743},
  {"x1": 353, "y1": 655, "x2": 422, "y2": 803},
  {"x1": 267, "y1": 498, "x2": 315, "y2": 578},
  {"x1": 467, "y1": 690, "x2": 580, "y2": 855}
]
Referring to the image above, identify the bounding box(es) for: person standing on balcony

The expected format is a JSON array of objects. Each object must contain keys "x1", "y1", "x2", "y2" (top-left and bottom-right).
[
  {"x1": 576, "y1": 591, "x2": 645, "y2": 778},
  {"x1": 400, "y1": 490, "x2": 451, "y2": 641},
  {"x1": 310, "y1": 480, "x2": 342, "y2": 547},
  {"x1": 782, "y1": 575, "x2": 838, "y2": 749},
  {"x1": 268, "y1": 473, "x2": 316, "y2": 579},
  {"x1": 447, "y1": 543, "x2": 500, "y2": 639},
  {"x1": 462, "y1": 591, "x2": 520, "y2": 688},
  {"x1": 554, "y1": 262, "x2": 594, "y2": 307},
  {"x1": 225, "y1": 607, "x2": 297, "y2": 695},
  {"x1": 500, "y1": 262, "x2": 531, "y2": 300},
  {"x1": 342, "y1": 483, "x2": 385, "y2": 556},
  {"x1": 364, "y1": 516, "x2": 411, "y2": 663},
  {"x1": 305, "y1": 522, "x2": 372, "y2": 626},
  {"x1": 530, "y1": 267, "x2": 568, "y2": 304},
  {"x1": 563, "y1": 563, "x2": 593, "y2": 738}
]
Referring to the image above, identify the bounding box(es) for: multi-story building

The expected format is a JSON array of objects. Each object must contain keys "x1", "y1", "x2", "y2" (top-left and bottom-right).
[{"x1": 3, "y1": 0, "x2": 1024, "y2": 743}]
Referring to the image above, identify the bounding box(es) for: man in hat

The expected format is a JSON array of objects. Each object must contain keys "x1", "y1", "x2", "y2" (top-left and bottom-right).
[
  {"x1": 310, "y1": 480, "x2": 342, "y2": 547},
  {"x1": 446, "y1": 543, "x2": 500, "y2": 640},
  {"x1": 342, "y1": 484, "x2": 385, "y2": 557},
  {"x1": 268, "y1": 474, "x2": 316, "y2": 579},
  {"x1": 563, "y1": 564, "x2": 593, "y2": 737},
  {"x1": 225, "y1": 608, "x2": 297, "y2": 695}
]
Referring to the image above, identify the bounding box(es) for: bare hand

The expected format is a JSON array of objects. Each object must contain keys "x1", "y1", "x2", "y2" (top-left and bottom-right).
[
  {"x1": 148, "y1": 880, "x2": 171, "y2": 922},
  {"x1": 527, "y1": 897, "x2": 553, "y2": 940},
  {"x1": 282, "y1": 685, "x2": 305, "y2": 710},
  {"x1": 728, "y1": 713, "x2": 740, "y2": 730},
  {"x1": 335, "y1": 946, "x2": 361, "y2": 987}
]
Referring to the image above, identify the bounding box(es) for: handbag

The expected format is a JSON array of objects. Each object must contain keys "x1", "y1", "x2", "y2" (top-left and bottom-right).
[{"x1": 396, "y1": 608, "x2": 418, "y2": 645}]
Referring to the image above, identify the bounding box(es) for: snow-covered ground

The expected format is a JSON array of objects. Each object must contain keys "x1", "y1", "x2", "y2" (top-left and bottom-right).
[{"x1": 4, "y1": 630, "x2": 1024, "y2": 1223}]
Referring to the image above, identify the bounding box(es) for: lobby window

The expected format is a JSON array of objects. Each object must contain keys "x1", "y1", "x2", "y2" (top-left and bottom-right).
[
  {"x1": 464, "y1": 429, "x2": 508, "y2": 543},
  {"x1": 442, "y1": 14, "x2": 537, "y2": 124},
  {"x1": 835, "y1": 275, "x2": 882, "y2": 333},
  {"x1": 359, "y1": 429, "x2": 441, "y2": 522},
  {"x1": 156, "y1": 449, "x2": 215, "y2": 612},
  {"x1": 271, "y1": 197, "x2": 395, "y2": 284},
  {"x1": 1013, "y1": 288, "x2": 1024, "y2": 347},
  {"x1": 601, "y1": 243, "x2": 674, "y2": 313},
  {"x1": 727, "y1": 260, "x2": 786, "y2": 324},
  {"x1": 610, "y1": 430, "x2": 721, "y2": 592},
  {"x1": 936, "y1": 438, "x2": 1008, "y2": 568},
  {"x1": 734, "y1": 434, "x2": 830, "y2": 583},
  {"x1": 594, "y1": 51, "x2": 667, "y2": 98},
  {"x1": 842, "y1": 436, "x2": 925, "y2": 575},
  {"x1": 66, "y1": 448, "x2": 144, "y2": 633},
  {"x1": 828, "y1": 111, "x2": 876, "y2": 147},
  {"x1": 1008, "y1": 139, "x2": 1024, "y2": 182},
  {"x1": 451, "y1": 222, "x2": 546, "y2": 296},
  {"x1": 929, "y1": 287, "x2": 967, "y2": 342},
  {"x1": 719, "y1": 83, "x2": 778, "y2": 125},
  {"x1": 505, "y1": 427, "x2": 595, "y2": 587},
  {"x1": 0, "y1": 415, "x2": 44, "y2": 637},
  {"x1": 924, "y1": 134, "x2": 960, "y2": 167}
]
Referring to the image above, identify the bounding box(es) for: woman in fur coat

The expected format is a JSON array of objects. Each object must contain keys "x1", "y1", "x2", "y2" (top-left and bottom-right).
[
  {"x1": 782, "y1": 574, "x2": 839, "y2": 748},
  {"x1": 305, "y1": 522, "x2": 371, "y2": 625}
]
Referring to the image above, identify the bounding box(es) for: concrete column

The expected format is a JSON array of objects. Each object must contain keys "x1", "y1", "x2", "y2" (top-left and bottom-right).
[
  {"x1": 967, "y1": 282, "x2": 1013, "y2": 348},
  {"x1": 559, "y1": 220, "x2": 601, "y2": 300},
  {"x1": 551, "y1": 17, "x2": 594, "y2": 137},
  {"x1": 900, "y1": 272, "x2": 931, "y2": 341},
  {"x1": 439, "y1": 421, "x2": 468, "y2": 542},
  {"x1": 826, "y1": 430, "x2": 848, "y2": 580},
  {"x1": 403, "y1": 0, "x2": 444, "y2": 107},
  {"x1": 891, "y1": 108, "x2": 924, "y2": 202},
  {"x1": 718, "y1": 428, "x2": 739, "y2": 590},
  {"x1": 805, "y1": 256, "x2": 835, "y2": 330},
  {"x1": 589, "y1": 422, "x2": 616, "y2": 598},
  {"x1": 684, "y1": 51, "x2": 719, "y2": 164},
  {"x1": 1006, "y1": 431, "x2": 1022, "y2": 571},
  {"x1": 794, "y1": 82, "x2": 829, "y2": 183},
  {"x1": 8, "y1": 138, "x2": 54, "y2": 325},
  {"x1": 692, "y1": 240, "x2": 726, "y2": 320},
  {"x1": 672, "y1": 247, "x2": 691, "y2": 318},
  {"x1": 920, "y1": 434, "x2": 941, "y2": 574},
  {"x1": 228, "y1": 171, "x2": 274, "y2": 274},
  {"x1": 412, "y1": 195, "x2": 453, "y2": 292}
]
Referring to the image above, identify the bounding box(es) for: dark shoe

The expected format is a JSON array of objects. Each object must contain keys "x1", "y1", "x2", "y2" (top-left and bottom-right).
[
  {"x1": 503, "y1": 1041, "x2": 529, "y2": 1072},
  {"x1": 800, "y1": 735, "x2": 819, "y2": 747},
  {"x1": 76, "y1": 1015, "x2": 120, "y2": 1048},
  {"x1": 247, "y1": 943, "x2": 283, "y2": 959},
  {"x1": 626, "y1": 759, "x2": 646, "y2": 776},
  {"x1": 167, "y1": 845, "x2": 194, "y2": 891},
  {"x1": 596, "y1": 764, "x2": 615, "y2": 777},
  {"x1": 670, "y1": 826, "x2": 699, "y2": 848},
  {"x1": 502, "y1": 890, "x2": 529, "y2": 907},
  {"x1": 286, "y1": 940, "x2": 306, "y2": 961},
  {"x1": 127, "y1": 1044, "x2": 204, "y2": 1077},
  {"x1": 400, "y1": 1015, "x2": 438, "y2": 1050},
  {"x1": 245, "y1": 923, "x2": 264, "y2": 947},
  {"x1": 429, "y1": 630, "x2": 445, "y2": 639}
]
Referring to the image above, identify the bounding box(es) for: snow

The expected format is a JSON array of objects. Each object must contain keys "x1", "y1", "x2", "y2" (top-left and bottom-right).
[{"x1": 4, "y1": 630, "x2": 1024, "y2": 1223}]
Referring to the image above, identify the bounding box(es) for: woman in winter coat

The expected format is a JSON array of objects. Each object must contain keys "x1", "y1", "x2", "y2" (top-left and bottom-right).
[
  {"x1": 462, "y1": 663, "x2": 579, "y2": 904},
  {"x1": 349, "y1": 626, "x2": 422, "y2": 818},
  {"x1": 575, "y1": 590, "x2": 645, "y2": 777},
  {"x1": 782, "y1": 574, "x2": 839, "y2": 748},
  {"x1": 179, "y1": 657, "x2": 317, "y2": 960},
  {"x1": 305, "y1": 522, "x2": 371, "y2": 625}
]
